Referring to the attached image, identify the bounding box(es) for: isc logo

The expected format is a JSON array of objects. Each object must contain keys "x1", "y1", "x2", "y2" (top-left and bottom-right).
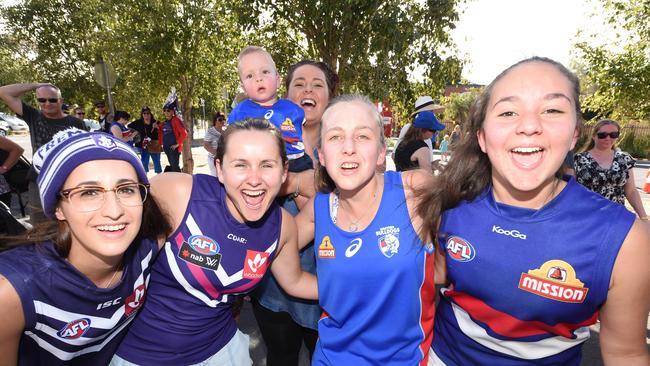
[
  {"x1": 57, "y1": 318, "x2": 91, "y2": 339},
  {"x1": 188, "y1": 235, "x2": 219, "y2": 256},
  {"x1": 446, "y1": 236, "x2": 475, "y2": 262}
]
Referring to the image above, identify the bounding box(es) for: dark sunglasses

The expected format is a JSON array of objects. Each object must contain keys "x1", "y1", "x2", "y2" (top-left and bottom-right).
[
  {"x1": 75, "y1": 112, "x2": 85, "y2": 116},
  {"x1": 596, "y1": 131, "x2": 620, "y2": 139},
  {"x1": 37, "y1": 98, "x2": 59, "y2": 104},
  {"x1": 142, "y1": 111, "x2": 151, "y2": 115}
]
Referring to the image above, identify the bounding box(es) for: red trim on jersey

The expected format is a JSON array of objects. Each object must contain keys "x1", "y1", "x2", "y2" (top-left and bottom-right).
[
  {"x1": 445, "y1": 290, "x2": 598, "y2": 339},
  {"x1": 320, "y1": 310, "x2": 330, "y2": 321},
  {"x1": 418, "y1": 251, "x2": 436, "y2": 365}
]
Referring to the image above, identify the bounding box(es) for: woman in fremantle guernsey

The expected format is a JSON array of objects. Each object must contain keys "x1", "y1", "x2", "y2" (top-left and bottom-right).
[
  {"x1": 113, "y1": 118, "x2": 317, "y2": 365},
  {"x1": 0, "y1": 129, "x2": 171, "y2": 365},
  {"x1": 418, "y1": 57, "x2": 650, "y2": 365}
]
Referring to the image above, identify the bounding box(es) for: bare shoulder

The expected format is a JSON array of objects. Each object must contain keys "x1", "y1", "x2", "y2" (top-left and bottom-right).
[
  {"x1": 278, "y1": 207, "x2": 298, "y2": 251},
  {"x1": 149, "y1": 173, "x2": 193, "y2": 230},
  {"x1": 0, "y1": 274, "x2": 25, "y2": 360},
  {"x1": 613, "y1": 219, "x2": 650, "y2": 284}
]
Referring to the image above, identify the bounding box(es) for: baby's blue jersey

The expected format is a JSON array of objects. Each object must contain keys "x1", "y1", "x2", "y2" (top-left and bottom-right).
[
  {"x1": 430, "y1": 177, "x2": 635, "y2": 365},
  {"x1": 313, "y1": 171, "x2": 436, "y2": 365},
  {"x1": 229, "y1": 99, "x2": 305, "y2": 158}
]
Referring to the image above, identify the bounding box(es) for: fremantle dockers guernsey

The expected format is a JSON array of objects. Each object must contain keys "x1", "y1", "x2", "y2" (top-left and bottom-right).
[
  {"x1": 0, "y1": 239, "x2": 158, "y2": 365},
  {"x1": 228, "y1": 99, "x2": 305, "y2": 158},
  {"x1": 116, "y1": 174, "x2": 282, "y2": 365},
  {"x1": 430, "y1": 177, "x2": 635, "y2": 366},
  {"x1": 313, "y1": 171, "x2": 436, "y2": 366}
]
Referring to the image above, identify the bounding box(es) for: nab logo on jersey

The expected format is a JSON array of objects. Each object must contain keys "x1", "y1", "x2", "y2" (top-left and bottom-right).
[
  {"x1": 446, "y1": 236, "x2": 475, "y2": 262},
  {"x1": 57, "y1": 318, "x2": 91, "y2": 339},
  {"x1": 188, "y1": 235, "x2": 219, "y2": 255}
]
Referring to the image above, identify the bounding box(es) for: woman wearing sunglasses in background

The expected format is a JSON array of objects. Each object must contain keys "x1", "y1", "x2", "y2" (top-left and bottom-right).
[
  {"x1": 0, "y1": 129, "x2": 170, "y2": 365},
  {"x1": 574, "y1": 119, "x2": 648, "y2": 220}
]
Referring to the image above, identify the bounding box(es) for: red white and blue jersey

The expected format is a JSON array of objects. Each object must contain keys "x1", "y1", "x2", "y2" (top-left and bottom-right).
[
  {"x1": 228, "y1": 99, "x2": 305, "y2": 158},
  {"x1": 116, "y1": 174, "x2": 282, "y2": 365},
  {"x1": 0, "y1": 239, "x2": 158, "y2": 365},
  {"x1": 313, "y1": 171, "x2": 436, "y2": 366},
  {"x1": 430, "y1": 177, "x2": 635, "y2": 365}
]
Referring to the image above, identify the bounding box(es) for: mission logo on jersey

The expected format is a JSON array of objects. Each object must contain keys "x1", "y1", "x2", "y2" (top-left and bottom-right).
[
  {"x1": 318, "y1": 236, "x2": 336, "y2": 258},
  {"x1": 280, "y1": 118, "x2": 296, "y2": 132},
  {"x1": 518, "y1": 259, "x2": 589, "y2": 303}
]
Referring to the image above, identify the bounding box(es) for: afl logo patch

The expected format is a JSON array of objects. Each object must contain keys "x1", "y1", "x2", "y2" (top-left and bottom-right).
[
  {"x1": 188, "y1": 235, "x2": 219, "y2": 255},
  {"x1": 57, "y1": 318, "x2": 91, "y2": 339},
  {"x1": 446, "y1": 236, "x2": 475, "y2": 262},
  {"x1": 179, "y1": 235, "x2": 222, "y2": 270}
]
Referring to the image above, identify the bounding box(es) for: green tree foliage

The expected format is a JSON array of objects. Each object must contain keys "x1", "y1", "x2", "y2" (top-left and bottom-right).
[
  {"x1": 2, "y1": 0, "x2": 252, "y2": 171},
  {"x1": 440, "y1": 88, "x2": 480, "y2": 127},
  {"x1": 575, "y1": 0, "x2": 650, "y2": 121},
  {"x1": 1, "y1": 0, "x2": 465, "y2": 170},
  {"x1": 235, "y1": 0, "x2": 464, "y2": 119}
]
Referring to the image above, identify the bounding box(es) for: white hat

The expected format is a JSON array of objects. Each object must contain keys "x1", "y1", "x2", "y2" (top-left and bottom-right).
[{"x1": 410, "y1": 96, "x2": 444, "y2": 118}]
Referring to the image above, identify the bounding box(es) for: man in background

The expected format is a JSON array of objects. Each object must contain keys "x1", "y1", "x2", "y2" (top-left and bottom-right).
[{"x1": 0, "y1": 82, "x2": 86, "y2": 224}]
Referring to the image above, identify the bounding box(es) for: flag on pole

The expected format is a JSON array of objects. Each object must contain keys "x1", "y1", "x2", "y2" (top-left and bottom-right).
[{"x1": 163, "y1": 87, "x2": 183, "y2": 121}]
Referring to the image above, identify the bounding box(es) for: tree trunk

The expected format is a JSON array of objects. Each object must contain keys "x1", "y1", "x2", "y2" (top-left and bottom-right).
[{"x1": 179, "y1": 76, "x2": 194, "y2": 173}]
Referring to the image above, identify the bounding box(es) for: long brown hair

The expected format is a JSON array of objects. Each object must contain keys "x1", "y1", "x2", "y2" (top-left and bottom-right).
[
  {"x1": 284, "y1": 60, "x2": 340, "y2": 98},
  {"x1": 416, "y1": 56, "x2": 583, "y2": 244}
]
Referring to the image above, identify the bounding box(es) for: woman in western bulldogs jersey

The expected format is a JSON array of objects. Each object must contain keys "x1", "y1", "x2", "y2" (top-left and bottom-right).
[
  {"x1": 417, "y1": 57, "x2": 650, "y2": 365},
  {"x1": 0, "y1": 129, "x2": 171, "y2": 365},
  {"x1": 113, "y1": 118, "x2": 317, "y2": 366},
  {"x1": 296, "y1": 95, "x2": 437, "y2": 365}
]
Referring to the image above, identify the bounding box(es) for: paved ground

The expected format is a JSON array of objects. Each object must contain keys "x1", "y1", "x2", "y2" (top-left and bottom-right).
[{"x1": 6, "y1": 133, "x2": 650, "y2": 365}]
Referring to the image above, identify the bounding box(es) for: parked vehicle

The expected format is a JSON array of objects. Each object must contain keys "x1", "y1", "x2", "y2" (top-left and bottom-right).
[
  {"x1": 84, "y1": 118, "x2": 101, "y2": 132},
  {"x1": 0, "y1": 120, "x2": 9, "y2": 136},
  {"x1": 0, "y1": 113, "x2": 29, "y2": 131}
]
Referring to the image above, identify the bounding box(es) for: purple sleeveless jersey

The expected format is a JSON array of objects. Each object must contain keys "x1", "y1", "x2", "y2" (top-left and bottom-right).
[
  {"x1": 0, "y1": 239, "x2": 158, "y2": 365},
  {"x1": 116, "y1": 174, "x2": 282, "y2": 365}
]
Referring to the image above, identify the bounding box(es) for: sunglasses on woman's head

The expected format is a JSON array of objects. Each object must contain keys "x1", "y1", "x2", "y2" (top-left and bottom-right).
[{"x1": 596, "y1": 131, "x2": 620, "y2": 139}]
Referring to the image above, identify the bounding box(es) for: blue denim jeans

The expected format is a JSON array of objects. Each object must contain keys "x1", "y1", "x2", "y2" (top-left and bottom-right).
[{"x1": 163, "y1": 146, "x2": 181, "y2": 172}]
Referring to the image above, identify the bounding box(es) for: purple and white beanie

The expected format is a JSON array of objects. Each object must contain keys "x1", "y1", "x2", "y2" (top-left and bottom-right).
[{"x1": 34, "y1": 128, "x2": 148, "y2": 219}]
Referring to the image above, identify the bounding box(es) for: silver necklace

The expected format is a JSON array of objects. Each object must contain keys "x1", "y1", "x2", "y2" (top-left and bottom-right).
[
  {"x1": 102, "y1": 264, "x2": 122, "y2": 288},
  {"x1": 339, "y1": 184, "x2": 379, "y2": 232}
]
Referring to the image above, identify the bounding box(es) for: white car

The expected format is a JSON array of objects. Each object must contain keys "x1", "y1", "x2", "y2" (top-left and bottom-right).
[
  {"x1": 0, "y1": 120, "x2": 9, "y2": 136},
  {"x1": 84, "y1": 119, "x2": 101, "y2": 132},
  {"x1": 0, "y1": 113, "x2": 29, "y2": 131}
]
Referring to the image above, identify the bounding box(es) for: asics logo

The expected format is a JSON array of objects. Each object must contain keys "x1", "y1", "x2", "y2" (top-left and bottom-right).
[
  {"x1": 492, "y1": 225, "x2": 527, "y2": 240},
  {"x1": 345, "y1": 238, "x2": 362, "y2": 258}
]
